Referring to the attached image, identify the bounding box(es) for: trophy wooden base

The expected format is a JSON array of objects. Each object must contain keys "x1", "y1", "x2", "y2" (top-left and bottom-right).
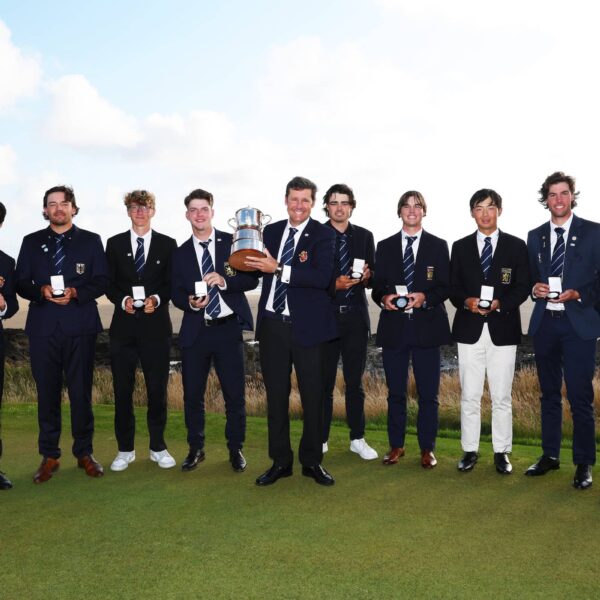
[{"x1": 229, "y1": 249, "x2": 265, "y2": 272}]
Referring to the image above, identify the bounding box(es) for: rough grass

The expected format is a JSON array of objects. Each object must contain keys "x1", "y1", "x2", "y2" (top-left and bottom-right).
[
  {"x1": 2, "y1": 405, "x2": 600, "y2": 600},
  {"x1": 4, "y1": 363, "x2": 599, "y2": 444}
]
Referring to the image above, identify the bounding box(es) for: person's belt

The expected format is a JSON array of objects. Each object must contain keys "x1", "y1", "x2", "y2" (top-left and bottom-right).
[
  {"x1": 264, "y1": 310, "x2": 292, "y2": 323},
  {"x1": 335, "y1": 304, "x2": 361, "y2": 314},
  {"x1": 545, "y1": 309, "x2": 565, "y2": 319},
  {"x1": 204, "y1": 314, "x2": 237, "y2": 327}
]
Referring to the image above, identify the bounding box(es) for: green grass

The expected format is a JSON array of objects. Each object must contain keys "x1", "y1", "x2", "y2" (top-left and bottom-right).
[{"x1": 1, "y1": 404, "x2": 600, "y2": 599}]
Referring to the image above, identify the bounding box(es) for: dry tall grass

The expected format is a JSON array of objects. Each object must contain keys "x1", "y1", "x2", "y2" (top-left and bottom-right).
[{"x1": 5, "y1": 363, "x2": 600, "y2": 440}]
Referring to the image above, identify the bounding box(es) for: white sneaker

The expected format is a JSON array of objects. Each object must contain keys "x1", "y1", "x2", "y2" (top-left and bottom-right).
[
  {"x1": 111, "y1": 451, "x2": 136, "y2": 472},
  {"x1": 150, "y1": 449, "x2": 176, "y2": 469},
  {"x1": 322, "y1": 442, "x2": 329, "y2": 454},
  {"x1": 350, "y1": 438, "x2": 378, "y2": 460}
]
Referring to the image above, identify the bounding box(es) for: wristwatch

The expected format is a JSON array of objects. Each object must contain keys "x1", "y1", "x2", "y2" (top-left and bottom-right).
[{"x1": 274, "y1": 263, "x2": 283, "y2": 279}]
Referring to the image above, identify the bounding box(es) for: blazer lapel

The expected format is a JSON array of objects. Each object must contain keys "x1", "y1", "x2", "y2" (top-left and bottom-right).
[
  {"x1": 563, "y1": 215, "x2": 582, "y2": 275},
  {"x1": 293, "y1": 219, "x2": 314, "y2": 264}
]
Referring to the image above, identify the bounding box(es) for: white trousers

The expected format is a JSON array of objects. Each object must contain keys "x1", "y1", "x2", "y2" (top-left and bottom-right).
[{"x1": 457, "y1": 324, "x2": 516, "y2": 453}]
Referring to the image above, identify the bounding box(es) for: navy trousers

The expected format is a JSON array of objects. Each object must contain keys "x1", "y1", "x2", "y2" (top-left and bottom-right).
[
  {"x1": 181, "y1": 319, "x2": 246, "y2": 451},
  {"x1": 533, "y1": 311, "x2": 596, "y2": 464},
  {"x1": 29, "y1": 326, "x2": 97, "y2": 459},
  {"x1": 382, "y1": 319, "x2": 441, "y2": 451},
  {"x1": 110, "y1": 335, "x2": 170, "y2": 452},
  {"x1": 258, "y1": 317, "x2": 324, "y2": 468},
  {"x1": 322, "y1": 310, "x2": 368, "y2": 442}
]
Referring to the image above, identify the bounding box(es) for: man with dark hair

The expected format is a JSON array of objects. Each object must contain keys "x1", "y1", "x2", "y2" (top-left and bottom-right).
[
  {"x1": 171, "y1": 188, "x2": 257, "y2": 473},
  {"x1": 372, "y1": 191, "x2": 451, "y2": 469},
  {"x1": 0, "y1": 203, "x2": 19, "y2": 489},
  {"x1": 106, "y1": 190, "x2": 178, "y2": 472},
  {"x1": 450, "y1": 189, "x2": 530, "y2": 474},
  {"x1": 16, "y1": 185, "x2": 108, "y2": 483},
  {"x1": 321, "y1": 183, "x2": 377, "y2": 460},
  {"x1": 525, "y1": 172, "x2": 600, "y2": 489},
  {"x1": 245, "y1": 176, "x2": 338, "y2": 486}
]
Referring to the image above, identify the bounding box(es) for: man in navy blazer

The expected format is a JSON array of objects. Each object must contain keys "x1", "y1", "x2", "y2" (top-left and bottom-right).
[
  {"x1": 245, "y1": 176, "x2": 338, "y2": 486},
  {"x1": 372, "y1": 191, "x2": 451, "y2": 469},
  {"x1": 171, "y1": 188, "x2": 257, "y2": 473},
  {"x1": 450, "y1": 189, "x2": 530, "y2": 475},
  {"x1": 525, "y1": 171, "x2": 600, "y2": 489},
  {"x1": 16, "y1": 186, "x2": 108, "y2": 483},
  {"x1": 0, "y1": 202, "x2": 19, "y2": 490},
  {"x1": 106, "y1": 190, "x2": 178, "y2": 472},
  {"x1": 320, "y1": 183, "x2": 378, "y2": 460}
]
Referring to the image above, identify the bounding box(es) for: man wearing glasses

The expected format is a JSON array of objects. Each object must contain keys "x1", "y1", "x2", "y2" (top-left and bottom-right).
[
  {"x1": 321, "y1": 184, "x2": 378, "y2": 460},
  {"x1": 450, "y1": 189, "x2": 530, "y2": 474},
  {"x1": 106, "y1": 190, "x2": 178, "y2": 471},
  {"x1": 372, "y1": 191, "x2": 451, "y2": 469}
]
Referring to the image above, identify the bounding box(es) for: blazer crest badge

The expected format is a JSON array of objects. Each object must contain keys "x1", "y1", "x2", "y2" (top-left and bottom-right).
[{"x1": 224, "y1": 262, "x2": 236, "y2": 277}]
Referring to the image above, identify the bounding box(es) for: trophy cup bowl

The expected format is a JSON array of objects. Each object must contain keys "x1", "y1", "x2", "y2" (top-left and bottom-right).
[{"x1": 228, "y1": 207, "x2": 271, "y2": 271}]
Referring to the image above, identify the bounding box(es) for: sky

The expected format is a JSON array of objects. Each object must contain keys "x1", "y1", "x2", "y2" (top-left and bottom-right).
[{"x1": 1, "y1": 0, "x2": 600, "y2": 258}]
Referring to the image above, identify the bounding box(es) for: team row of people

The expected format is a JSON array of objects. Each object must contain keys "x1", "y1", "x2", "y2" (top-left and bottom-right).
[{"x1": 0, "y1": 170, "x2": 597, "y2": 491}]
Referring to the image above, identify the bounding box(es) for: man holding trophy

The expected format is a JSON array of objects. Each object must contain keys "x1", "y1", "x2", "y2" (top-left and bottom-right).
[
  {"x1": 525, "y1": 172, "x2": 600, "y2": 489},
  {"x1": 450, "y1": 189, "x2": 530, "y2": 474},
  {"x1": 171, "y1": 189, "x2": 257, "y2": 473},
  {"x1": 245, "y1": 176, "x2": 338, "y2": 487},
  {"x1": 106, "y1": 190, "x2": 178, "y2": 472},
  {"x1": 16, "y1": 186, "x2": 108, "y2": 483}
]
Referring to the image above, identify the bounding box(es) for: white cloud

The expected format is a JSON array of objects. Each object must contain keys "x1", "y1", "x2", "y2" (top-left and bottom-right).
[
  {"x1": 44, "y1": 75, "x2": 142, "y2": 148},
  {"x1": 0, "y1": 145, "x2": 17, "y2": 185},
  {"x1": 0, "y1": 20, "x2": 41, "y2": 112}
]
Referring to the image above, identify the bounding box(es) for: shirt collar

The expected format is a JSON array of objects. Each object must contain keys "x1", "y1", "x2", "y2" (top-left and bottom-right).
[{"x1": 476, "y1": 229, "x2": 499, "y2": 242}]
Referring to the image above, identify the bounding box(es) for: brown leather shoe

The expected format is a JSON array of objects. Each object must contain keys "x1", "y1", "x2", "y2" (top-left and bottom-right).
[
  {"x1": 33, "y1": 457, "x2": 60, "y2": 484},
  {"x1": 383, "y1": 447, "x2": 405, "y2": 465},
  {"x1": 421, "y1": 450, "x2": 438, "y2": 469},
  {"x1": 77, "y1": 455, "x2": 104, "y2": 478}
]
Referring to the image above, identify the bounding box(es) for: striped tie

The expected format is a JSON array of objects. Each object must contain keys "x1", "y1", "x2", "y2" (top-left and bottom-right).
[
  {"x1": 403, "y1": 236, "x2": 417, "y2": 292},
  {"x1": 199, "y1": 241, "x2": 221, "y2": 318},
  {"x1": 134, "y1": 237, "x2": 145, "y2": 277},
  {"x1": 550, "y1": 227, "x2": 565, "y2": 277},
  {"x1": 273, "y1": 227, "x2": 297, "y2": 314},
  {"x1": 53, "y1": 234, "x2": 66, "y2": 274},
  {"x1": 338, "y1": 233, "x2": 353, "y2": 299},
  {"x1": 480, "y1": 236, "x2": 493, "y2": 280}
]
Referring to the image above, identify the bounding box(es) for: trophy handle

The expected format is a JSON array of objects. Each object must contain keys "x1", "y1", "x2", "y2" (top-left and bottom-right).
[
  {"x1": 262, "y1": 214, "x2": 272, "y2": 226},
  {"x1": 227, "y1": 217, "x2": 238, "y2": 230}
]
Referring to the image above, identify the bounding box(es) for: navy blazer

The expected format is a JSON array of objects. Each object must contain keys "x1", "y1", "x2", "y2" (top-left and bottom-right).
[
  {"x1": 527, "y1": 214, "x2": 600, "y2": 340},
  {"x1": 16, "y1": 225, "x2": 108, "y2": 337},
  {"x1": 106, "y1": 230, "x2": 177, "y2": 340},
  {"x1": 372, "y1": 230, "x2": 451, "y2": 348},
  {"x1": 256, "y1": 218, "x2": 338, "y2": 347},
  {"x1": 0, "y1": 250, "x2": 19, "y2": 328},
  {"x1": 326, "y1": 221, "x2": 375, "y2": 333},
  {"x1": 450, "y1": 231, "x2": 530, "y2": 346},
  {"x1": 171, "y1": 230, "x2": 257, "y2": 348}
]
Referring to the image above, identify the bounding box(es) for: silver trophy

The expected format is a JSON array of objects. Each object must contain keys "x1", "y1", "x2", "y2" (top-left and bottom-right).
[{"x1": 228, "y1": 207, "x2": 272, "y2": 272}]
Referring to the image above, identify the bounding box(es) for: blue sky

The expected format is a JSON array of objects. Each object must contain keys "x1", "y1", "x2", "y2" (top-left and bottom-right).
[{"x1": 1, "y1": 1, "x2": 599, "y2": 257}]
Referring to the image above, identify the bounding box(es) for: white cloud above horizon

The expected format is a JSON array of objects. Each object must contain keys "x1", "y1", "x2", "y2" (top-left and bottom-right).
[{"x1": 2, "y1": 4, "x2": 600, "y2": 259}]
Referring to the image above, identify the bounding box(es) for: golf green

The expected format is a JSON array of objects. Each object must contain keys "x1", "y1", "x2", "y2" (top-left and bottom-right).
[{"x1": 1, "y1": 404, "x2": 599, "y2": 599}]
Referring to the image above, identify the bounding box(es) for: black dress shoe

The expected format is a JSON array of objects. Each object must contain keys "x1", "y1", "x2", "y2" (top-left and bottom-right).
[
  {"x1": 181, "y1": 448, "x2": 205, "y2": 472},
  {"x1": 525, "y1": 455, "x2": 560, "y2": 476},
  {"x1": 457, "y1": 451, "x2": 478, "y2": 472},
  {"x1": 256, "y1": 463, "x2": 292, "y2": 486},
  {"x1": 0, "y1": 471, "x2": 12, "y2": 490},
  {"x1": 573, "y1": 464, "x2": 592, "y2": 490},
  {"x1": 301, "y1": 464, "x2": 335, "y2": 486},
  {"x1": 230, "y1": 449, "x2": 247, "y2": 472},
  {"x1": 494, "y1": 453, "x2": 513, "y2": 475}
]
